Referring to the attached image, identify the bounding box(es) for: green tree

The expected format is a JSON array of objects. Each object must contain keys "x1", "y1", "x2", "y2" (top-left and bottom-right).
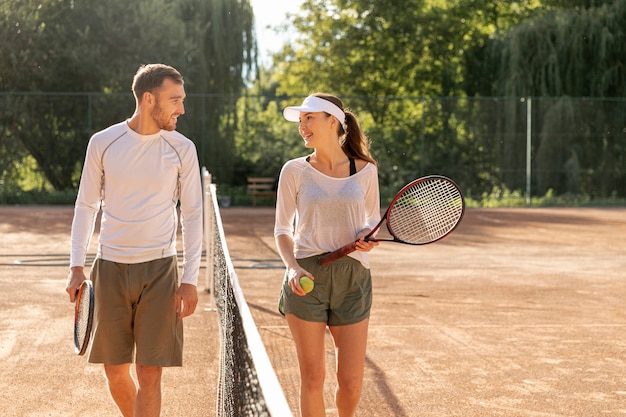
[
  {"x1": 0, "y1": 0, "x2": 130, "y2": 190},
  {"x1": 264, "y1": 0, "x2": 624, "y2": 197},
  {"x1": 485, "y1": 1, "x2": 625, "y2": 97},
  {"x1": 269, "y1": 0, "x2": 549, "y2": 190},
  {"x1": 274, "y1": 0, "x2": 543, "y2": 100},
  {"x1": 478, "y1": 1, "x2": 626, "y2": 194},
  {"x1": 174, "y1": 0, "x2": 256, "y2": 184},
  {"x1": 0, "y1": 0, "x2": 255, "y2": 191}
]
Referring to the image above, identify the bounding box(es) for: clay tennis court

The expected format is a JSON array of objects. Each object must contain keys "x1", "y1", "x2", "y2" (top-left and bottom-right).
[{"x1": 1, "y1": 205, "x2": 625, "y2": 416}]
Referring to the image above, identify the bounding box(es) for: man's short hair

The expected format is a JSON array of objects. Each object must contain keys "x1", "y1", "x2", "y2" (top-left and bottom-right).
[{"x1": 132, "y1": 64, "x2": 184, "y2": 101}]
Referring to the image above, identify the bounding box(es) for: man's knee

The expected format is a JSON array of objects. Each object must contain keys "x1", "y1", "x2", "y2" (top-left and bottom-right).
[
  {"x1": 104, "y1": 363, "x2": 131, "y2": 383},
  {"x1": 136, "y1": 365, "x2": 162, "y2": 388}
]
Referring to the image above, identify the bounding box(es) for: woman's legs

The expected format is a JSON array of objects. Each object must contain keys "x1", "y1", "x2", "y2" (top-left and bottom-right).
[
  {"x1": 329, "y1": 319, "x2": 369, "y2": 417},
  {"x1": 286, "y1": 314, "x2": 328, "y2": 417}
]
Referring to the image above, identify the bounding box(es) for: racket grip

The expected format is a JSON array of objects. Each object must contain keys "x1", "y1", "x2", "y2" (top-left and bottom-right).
[{"x1": 319, "y1": 241, "x2": 359, "y2": 267}]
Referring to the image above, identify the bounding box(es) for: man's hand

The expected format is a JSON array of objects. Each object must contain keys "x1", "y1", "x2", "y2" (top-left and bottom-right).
[
  {"x1": 65, "y1": 266, "x2": 87, "y2": 303},
  {"x1": 176, "y1": 283, "x2": 198, "y2": 319}
]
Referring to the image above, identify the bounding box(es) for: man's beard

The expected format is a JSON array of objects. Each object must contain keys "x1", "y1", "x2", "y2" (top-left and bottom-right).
[{"x1": 151, "y1": 103, "x2": 177, "y2": 131}]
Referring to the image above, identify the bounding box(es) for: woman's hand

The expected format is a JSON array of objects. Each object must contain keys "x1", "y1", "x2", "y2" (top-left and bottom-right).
[
  {"x1": 287, "y1": 268, "x2": 314, "y2": 296},
  {"x1": 354, "y1": 236, "x2": 379, "y2": 252}
]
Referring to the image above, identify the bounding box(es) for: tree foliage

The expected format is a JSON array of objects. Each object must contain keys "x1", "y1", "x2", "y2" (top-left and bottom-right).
[
  {"x1": 274, "y1": 0, "x2": 544, "y2": 99},
  {"x1": 472, "y1": 1, "x2": 625, "y2": 196},
  {"x1": 268, "y1": 0, "x2": 547, "y2": 190},
  {"x1": 259, "y1": 0, "x2": 625, "y2": 197},
  {"x1": 0, "y1": 0, "x2": 255, "y2": 190},
  {"x1": 1, "y1": 0, "x2": 624, "y2": 202},
  {"x1": 484, "y1": 0, "x2": 625, "y2": 97}
]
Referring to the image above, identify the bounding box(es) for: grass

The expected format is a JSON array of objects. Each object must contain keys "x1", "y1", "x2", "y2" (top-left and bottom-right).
[{"x1": 0, "y1": 185, "x2": 624, "y2": 208}]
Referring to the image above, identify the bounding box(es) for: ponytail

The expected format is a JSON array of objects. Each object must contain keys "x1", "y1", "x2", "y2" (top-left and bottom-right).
[
  {"x1": 311, "y1": 92, "x2": 377, "y2": 166},
  {"x1": 341, "y1": 111, "x2": 376, "y2": 165}
]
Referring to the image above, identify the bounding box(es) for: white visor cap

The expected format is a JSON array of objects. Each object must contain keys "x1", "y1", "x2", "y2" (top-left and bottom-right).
[{"x1": 283, "y1": 96, "x2": 347, "y2": 131}]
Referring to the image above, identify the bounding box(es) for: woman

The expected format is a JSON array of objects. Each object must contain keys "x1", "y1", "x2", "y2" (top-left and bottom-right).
[{"x1": 274, "y1": 93, "x2": 381, "y2": 417}]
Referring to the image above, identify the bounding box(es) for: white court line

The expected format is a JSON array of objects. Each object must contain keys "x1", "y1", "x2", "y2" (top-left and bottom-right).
[{"x1": 259, "y1": 323, "x2": 626, "y2": 329}]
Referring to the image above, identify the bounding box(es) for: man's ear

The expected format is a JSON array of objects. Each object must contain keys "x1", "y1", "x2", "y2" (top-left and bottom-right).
[{"x1": 142, "y1": 91, "x2": 155, "y2": 106}]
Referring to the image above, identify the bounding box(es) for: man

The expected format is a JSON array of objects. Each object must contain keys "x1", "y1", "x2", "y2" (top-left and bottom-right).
[{"x1": 65, "y1": 63, "x2": 203, "y2": 417}]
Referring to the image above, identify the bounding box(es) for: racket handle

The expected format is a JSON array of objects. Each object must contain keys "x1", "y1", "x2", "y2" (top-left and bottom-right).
[{"x1": 319, "y1": 241, "x2": 359, "y2": 267}]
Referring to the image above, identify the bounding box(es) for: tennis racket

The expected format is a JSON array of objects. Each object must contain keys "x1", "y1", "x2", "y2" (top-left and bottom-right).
[
  {"x1": 318, "y1": 175, "x2": 465, "y2": 267},
  {"x1": 74, "y1": 280, "x2": 94, "y2": 356}
]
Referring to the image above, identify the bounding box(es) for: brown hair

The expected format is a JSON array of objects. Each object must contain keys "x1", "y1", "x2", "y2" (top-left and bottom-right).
[
  {"x1": 132, "y1": 64, "x2": 184, "y2": 101},
  {"x1": 312, "y1": 92, "x2": 376, "y2": 165}
]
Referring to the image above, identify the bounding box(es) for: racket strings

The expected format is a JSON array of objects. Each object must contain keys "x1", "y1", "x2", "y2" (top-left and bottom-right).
[
  {"x1": 75, "y1": 290, "x2": 92, "y2": 348},
  {"x1": 388, "y1": 178, "x2": 463, "y2": 244}
]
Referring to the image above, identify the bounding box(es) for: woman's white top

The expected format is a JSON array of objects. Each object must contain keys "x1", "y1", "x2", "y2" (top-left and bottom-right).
[{"x1": 274, "y1": 156, "x2": 381, "y2": 268}]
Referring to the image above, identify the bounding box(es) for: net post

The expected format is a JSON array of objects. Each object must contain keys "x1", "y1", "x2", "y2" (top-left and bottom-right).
[
  {"x1": 202, "y1": 167, "x2": 215, "y2": 311},
  {"x1": 525, "y1": 96, "x2": 532, "y2": 206}
]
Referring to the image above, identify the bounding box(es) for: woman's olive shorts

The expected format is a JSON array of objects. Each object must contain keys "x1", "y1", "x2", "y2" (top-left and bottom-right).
[{"x1": 278, "y1": 254, "x2": 372, "y2": 326}]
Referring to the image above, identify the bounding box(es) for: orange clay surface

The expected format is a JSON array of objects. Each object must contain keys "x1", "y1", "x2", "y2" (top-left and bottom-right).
[{"x1": 1, "y1": 205, "x2": 625, "y2": 416}]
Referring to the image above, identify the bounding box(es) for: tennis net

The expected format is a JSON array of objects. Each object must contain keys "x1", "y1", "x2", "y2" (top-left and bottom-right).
[{"x1": 202, "y1": 168, "x2": 292, "y2": 417}]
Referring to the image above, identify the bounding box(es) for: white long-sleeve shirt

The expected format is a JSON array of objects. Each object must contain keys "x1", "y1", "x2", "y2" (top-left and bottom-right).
[
  {"x1": 70, "y1": 121, "x2": 203, "y2": 285},
  {"x1": 274, "y1": 156, "x2": 381, "y2": 268}
]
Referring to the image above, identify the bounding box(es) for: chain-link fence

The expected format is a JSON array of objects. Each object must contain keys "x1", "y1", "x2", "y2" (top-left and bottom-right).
[{"x1": 1, "y1": 92, "x2": 624, "y2": 205}]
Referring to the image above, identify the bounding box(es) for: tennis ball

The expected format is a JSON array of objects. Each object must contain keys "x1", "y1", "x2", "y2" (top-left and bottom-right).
[{"x1": 299, "y1": 276, "x2": 314, "y2": 293}]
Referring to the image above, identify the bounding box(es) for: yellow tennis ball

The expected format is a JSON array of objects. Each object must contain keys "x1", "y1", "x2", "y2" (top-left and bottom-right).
[{"x1": 299, "y1": 276, "x2": 314, "y2": 293}]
